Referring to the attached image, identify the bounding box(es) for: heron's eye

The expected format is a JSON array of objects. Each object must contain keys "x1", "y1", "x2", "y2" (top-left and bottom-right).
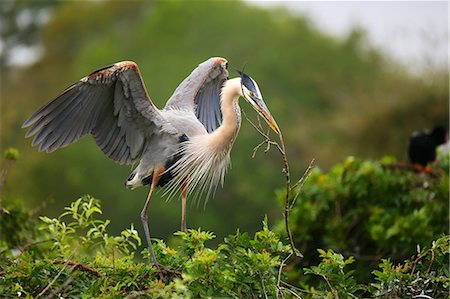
[{"x1": 225, "y1": 62, "x2": 228, "y2": 69}]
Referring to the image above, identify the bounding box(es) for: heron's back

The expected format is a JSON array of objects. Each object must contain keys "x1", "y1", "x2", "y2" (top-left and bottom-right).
[{"x1": 161, "y1": 108, "x2": 208, "y2": 137}]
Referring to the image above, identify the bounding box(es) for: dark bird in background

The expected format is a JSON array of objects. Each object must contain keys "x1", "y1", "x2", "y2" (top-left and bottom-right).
[{"x1": 408, "y1": 126, "x2": 448, "y2": 172}]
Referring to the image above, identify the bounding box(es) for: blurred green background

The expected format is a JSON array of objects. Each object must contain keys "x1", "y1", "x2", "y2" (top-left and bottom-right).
[{"x1": 1, "y1": 0, "x2": 448, "y2": 243}]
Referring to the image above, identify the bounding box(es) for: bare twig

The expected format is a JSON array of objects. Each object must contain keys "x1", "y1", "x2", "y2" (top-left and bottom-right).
[
  {"x1": 53, "y1": 260, "x2": 101, "y2": 278},
  {"x1": 36, "y1": 244, "x2": 81, "y2": 298},
  {"x1": 37, "y1": 259, "x2": 101, "y2": 298},
  {"x1": 36, "y1": 258, "x2": 72, "y2": 298},
  {"x1": 276, "y1": 252, "x2": 293, "y2": 298},
  {"x1": 44, "y1": 275, "x2": 75, "y2": 299},
  {"x1": 10, "y1": 239, "x2": 55, "y2": 261},
  {"x1": 123, "y1": 289, "x2": 152, "y2": 299},
  {"x1": 279, "y1": 284, "x2": 303, "y2": 299},
  {"x1": 277, "y1": 131, "x2": 299, "y2": 257},
  {"x1": 243, "y1": 111, "x2": 307, "y2": 257},
  {"x1": 290, "y1": 159, "x2": 315, "y2": 210},
  {"x1": 259, "y1": 271, "x2": 269, "y2": 299},
  {"x1": 410, "y1": 247, "x2": 436, "y2": 275},
  {"x1": 322, "y1": 274, "x2": 339, "y2": 299},
  {"x1": 427, "y1": 248, "x2": 435, "y2": 274},
  {"x1": 0, "y1": 161, "x2": 12, "y2": 190},
  {"x1": 291, "y1": 158, "x2": 315, "y2": 190}
]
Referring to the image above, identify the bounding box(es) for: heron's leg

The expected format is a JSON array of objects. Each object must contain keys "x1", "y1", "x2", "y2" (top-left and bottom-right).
[
  {"x1": 180, "y1": 178, "x2": 188, "y2": 233},
  {"x1": 140, "y1": 166, "x2": 164, "y2": 265}
]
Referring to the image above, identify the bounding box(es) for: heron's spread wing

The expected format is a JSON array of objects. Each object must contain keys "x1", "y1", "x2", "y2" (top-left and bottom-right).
[
  {"x1": 23, "y1": 61, "x2": 175, "y2": 164},
  {"x1": 164, "y1": 57, "x2": 229, "y2": 133}
]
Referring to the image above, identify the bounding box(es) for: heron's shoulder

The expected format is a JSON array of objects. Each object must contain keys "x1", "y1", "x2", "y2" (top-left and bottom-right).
[
  {"x1": 161, "y1": 108, "x2": 207, "y2": 136},
  {"x1": 78, "y1": 61, "x2": 143, "y2": 85}
]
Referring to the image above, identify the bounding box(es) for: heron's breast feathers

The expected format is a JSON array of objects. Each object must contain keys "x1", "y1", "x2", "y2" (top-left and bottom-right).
[{"x1": 164, "y1": 135, "x2": 232, "y2": 202}]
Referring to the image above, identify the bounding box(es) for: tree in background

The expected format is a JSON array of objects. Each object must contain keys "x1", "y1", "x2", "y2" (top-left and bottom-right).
[{"x1": 1, "y1": 0, "x2": 448, "y2": 243}]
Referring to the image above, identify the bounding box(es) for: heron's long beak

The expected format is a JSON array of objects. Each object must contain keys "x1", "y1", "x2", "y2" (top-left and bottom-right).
[{"x1": 249, "y1": 95, "x2": 280, "y2": 134}]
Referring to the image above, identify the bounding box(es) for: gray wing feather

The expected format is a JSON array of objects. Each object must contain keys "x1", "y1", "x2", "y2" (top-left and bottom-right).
[
  {"x1": 23, "y1": 61, "x2": 174, "y2": 164},
  {"x1": 164, "y1": 57, "x2": 228, "y2": 133}
]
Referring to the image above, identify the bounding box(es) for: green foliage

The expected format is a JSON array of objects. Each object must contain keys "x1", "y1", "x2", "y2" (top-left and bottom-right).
[
  {"x1": 1, "y1": 152, "x2": 449, "y2": 298},
  {"x1": 303, "y1": 249, "x2": 359, "y2": 298},
  {"x1": 3, "y1": 148, "x2": 19, "y2": 162},
  {"x1": 0, "y1": 196, "x2": 291, "y2": 298},
  {"x1": 39, "y1": 196, "x2": 141, "y2": 257},
  {"x1": 296, "y1": 235, "x2": 449, "y2": 298},
  {"x1": 278, "y1": 156, "x2": 449, "y2": 284},
  {"x1": 1, "y1": 196, "x2": 448, "y2": 298},
  {"x1": 0, "y1": 198, "x2": 39, "y2": 252},
  {"x1": 371, "y1": 235, "x2": 450, "y2": 298},
  {"x1": 3, "y1": 0, "x2": 448, "y2": 244}
]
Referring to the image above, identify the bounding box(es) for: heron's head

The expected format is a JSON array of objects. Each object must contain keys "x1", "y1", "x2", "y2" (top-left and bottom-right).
[{"x1": 239, "y1": 71, "x2": 280, "y2": 134}]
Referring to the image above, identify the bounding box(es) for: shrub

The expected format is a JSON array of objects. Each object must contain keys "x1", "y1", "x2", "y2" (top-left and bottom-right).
[
  {"x1": 1, "y1": 151, "x2": 448, "y2": 297},
  {"x1": 278, "y1": 156, "x2": 449, "y2": 285}
]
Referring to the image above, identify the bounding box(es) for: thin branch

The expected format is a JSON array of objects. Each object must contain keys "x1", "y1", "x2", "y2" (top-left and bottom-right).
[
  {"x1": 36, "y1": 259, "x2": 72, "y2": 298},
  {"x1": 291, "y1": 158, "x2": 315, "y2": 191},
  {"x1": 10, "y1": 239, "x2": 55, "y2": 261},
  {"x1": 290, "y1": 159, "x2": 315, "y2": 210},
  {"x1": 37, "y1": 259, "x2": 101, "y2": 298},
  {"x1": 243, "y1": 111, "x2": 300, "y2": 257},
  {"x1": 259, "y1": 271, "x2": 269, "y2": 299},
  {"x1": 276, "y1": 253, "x2": 293, "y2": 298},
  {"x1": 277, "y1": 131, "x2": 299, "y2": 257},
  {"x1": 44, "y1": 275, "x2": 75, "y2": 299},
  {"x1": 322, "y1": 274, "x2": 339, "y2": 299},
  {"x1": 0, "y1": 161, "x2": 12, "y2": 190},
  {"x1": 36, "y1": 244, "x2": 81, "y2": 298},
  {"x1": 252, "y1": 139, "x2": 269, "y2": 159},
  {"x1": 279, "y1": 286, "x2": 303, "y2": 299},
  {"x1": 53, "y1": 260, "x2": 101, "y2": 278},
  {"x1": 410, "y1": 247, "x2": 436, "y2": 275},
  {"x1": 427, "y1": 248, "x2": 435, "y2": 274},
  {"x1": 123, "y1": 289, "x2": 152, "y2": 299}
]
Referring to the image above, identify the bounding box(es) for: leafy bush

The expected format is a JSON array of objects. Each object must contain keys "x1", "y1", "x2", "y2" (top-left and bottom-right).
[
  {"x1": 1, "y1": 195, "x2": 448, "y2": 298},
  {"x1": 278, "y1": 156, "x2": 449, "y2": 284},
  {"x1": 0, "y1": 196, "x2": 292, "y2": 298},
  {"x1": 1, "y1": 151, "x2": 448, "y2": 298}
]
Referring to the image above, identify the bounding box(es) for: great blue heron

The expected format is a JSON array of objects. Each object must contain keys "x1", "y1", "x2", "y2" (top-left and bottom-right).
[{"x1": 23, "y1": 57, "x2": 280, "y2": 265}]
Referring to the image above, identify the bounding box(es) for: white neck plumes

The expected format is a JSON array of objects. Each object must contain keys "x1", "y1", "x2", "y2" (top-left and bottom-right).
[
  {"x1": 210, "y1": 78, "x2": 242, "y2": 152},
  {"x1": 165, "y1": 77, "x2": 243, "y2": 204}
]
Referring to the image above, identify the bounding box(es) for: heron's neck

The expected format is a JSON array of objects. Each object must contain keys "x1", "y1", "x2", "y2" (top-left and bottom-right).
[{"x1": 210, "y1": 78, "x2": 242, "y2": 151}]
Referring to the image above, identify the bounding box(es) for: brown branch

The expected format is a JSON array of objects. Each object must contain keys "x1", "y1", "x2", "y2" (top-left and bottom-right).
[
  {"x1": 427, "y1": 248, "x2": 435, "y2": 274},
  {"x1": 277, "y1": 131, "x2": 299, "y2": 257},
  {"x1": 322, "y1": 274, "x2": 339, "y2": 299},
  {"x1": 0, "y1": 161, "x2": 12, "y2": 190},
  {"x1": 53, "y1": 260, "x2": 101, "y2": 278},
  {"x1": 123, "y1": 290, "x2": 153, "y2": 299},
  {"x1": 290, "y1": 159, "x2": 315, "y2": 210},
  {"x1": 276, "y1": 253, "x2": 293, "y2": 298},
  {"x1": 410, "y1": 247, "x2": 436, "y2": 275},
  {"x1": 37, "y1": 243, "x2": 91, "y2": 298},
  {"x1": 36, "y1": 258, "x2": 72, "y2": 298},
  {"x1": 44, "y1": 275, "x2": 75, "y2": 299},
  {"x1": 243, "y1": 111, "x2": 300, "y2": 257},
  {"x1": 11, "y1": 239, "x2": 55, "y2": 261}
]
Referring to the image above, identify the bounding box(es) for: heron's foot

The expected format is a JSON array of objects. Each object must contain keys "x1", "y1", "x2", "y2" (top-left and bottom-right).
[{"x1": 181, "y1": 224, "x2": 188, "y2": 233}]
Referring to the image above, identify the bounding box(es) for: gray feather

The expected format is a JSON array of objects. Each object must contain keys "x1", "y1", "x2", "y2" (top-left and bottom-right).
[
  {"x1": 24, "y1": 61, "x2": 179, "y2": 164},
  {"x1": 164, "y1": 57, "x2": 228, "y2": 133}
]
